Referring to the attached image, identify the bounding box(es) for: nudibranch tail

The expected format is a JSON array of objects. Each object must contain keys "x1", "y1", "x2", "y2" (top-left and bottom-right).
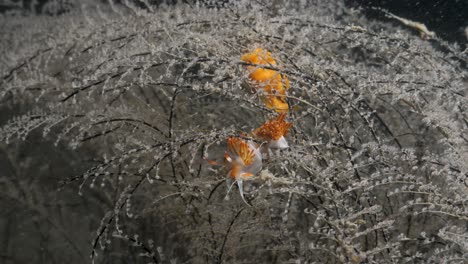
[
  {"x1": 236, "y1": 179, "x2": 252, "y2": 207},
  {"x1": 225, "y1": 178, "x2": 252, "y2": 207}
]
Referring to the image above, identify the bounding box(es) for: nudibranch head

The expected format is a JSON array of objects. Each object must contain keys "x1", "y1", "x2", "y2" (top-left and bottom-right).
[{"x1": 253, "y1": 113, "x2": 292, "y2": 149}]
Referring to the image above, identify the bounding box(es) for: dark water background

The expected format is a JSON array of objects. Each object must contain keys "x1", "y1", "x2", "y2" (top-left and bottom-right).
[{"x1": 2, "y1": 0, "x2": 467, "y2": 47}]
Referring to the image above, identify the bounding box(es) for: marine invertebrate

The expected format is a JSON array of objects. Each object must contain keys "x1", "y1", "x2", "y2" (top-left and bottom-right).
[
  {"x1": 252, "y1": 113, "x2": 292, "y2": 150},
  {"x1": 225, "y1": 137, "x2": 262, "y2": 205},
  {"x1": 241, "y1": 48, "x2": 290, "y2": 113}
]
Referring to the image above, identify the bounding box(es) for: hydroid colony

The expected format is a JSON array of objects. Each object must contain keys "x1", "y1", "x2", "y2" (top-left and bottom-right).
[{"x1": 1, "y1": 1, "x2": 466, "y2": 263}]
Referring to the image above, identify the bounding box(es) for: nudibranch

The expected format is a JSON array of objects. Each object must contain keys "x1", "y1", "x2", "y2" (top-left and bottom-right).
[
  {"x1": 241, "y1": 48, "x2": 290, "y2": 113},
  {"x1": 225, "y1": 137, "x2": 262, "y2": 205},
  {"x1": 252, "y1": 113, "x2": 292, "y2": 150}
]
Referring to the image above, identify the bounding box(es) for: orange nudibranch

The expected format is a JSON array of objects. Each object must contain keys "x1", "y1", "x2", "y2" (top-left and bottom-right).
[
  {"x1": 225, "y1": 137, "x2": 263, "y2": 206},
  {"x1": 241, "y1": 48, "x2": 290, "y2": 113},
  {"x1": 225, "y1": 137, "x2": 262, "y2": 179},
  {"x1": 252, "y1": 113, "x2": 292, "y2": 149}
]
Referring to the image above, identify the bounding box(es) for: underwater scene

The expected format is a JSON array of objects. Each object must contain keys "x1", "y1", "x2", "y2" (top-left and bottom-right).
[{"x1": 0, "y1": 0, "x2": 467, "y2": 263}]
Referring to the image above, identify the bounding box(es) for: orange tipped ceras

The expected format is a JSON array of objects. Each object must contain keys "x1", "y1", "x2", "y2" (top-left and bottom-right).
[{"x1": 241, "y1": 48, "x2": 290, "y2": 113}]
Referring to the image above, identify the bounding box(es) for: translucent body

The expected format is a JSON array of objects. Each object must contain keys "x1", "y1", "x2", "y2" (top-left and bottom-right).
[{"x1": 225, "y1": 137, "x2": 263, "y2": 205}]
